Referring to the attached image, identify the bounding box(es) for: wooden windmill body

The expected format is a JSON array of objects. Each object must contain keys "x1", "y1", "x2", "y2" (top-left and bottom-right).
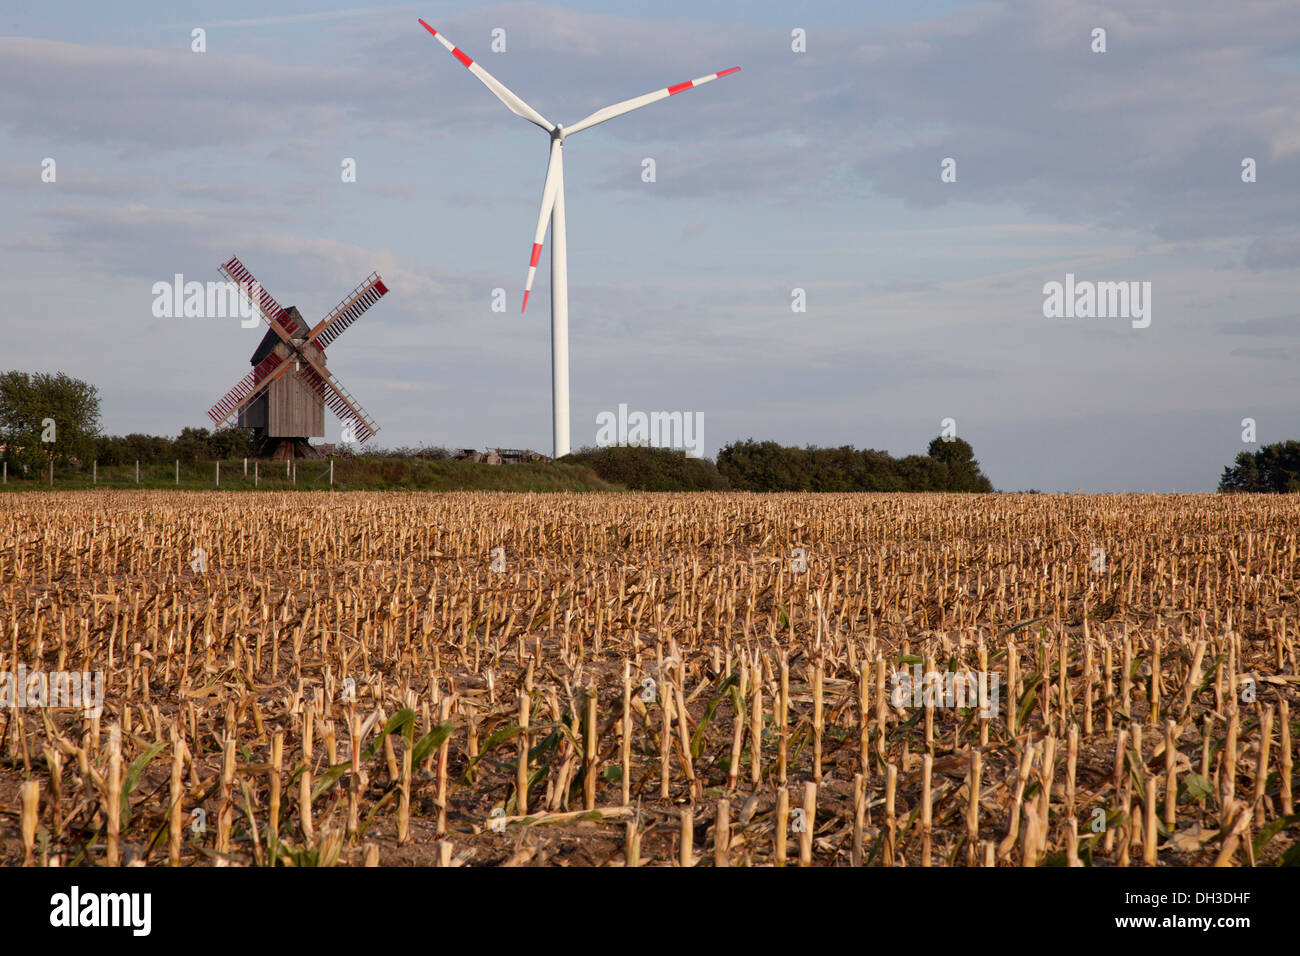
[
  {"x1": 237, "y1": 307, "x2": 326, "y2": 455},
  {"x1": 207, "y1": 256, "x2": 387, "y2": 460}
]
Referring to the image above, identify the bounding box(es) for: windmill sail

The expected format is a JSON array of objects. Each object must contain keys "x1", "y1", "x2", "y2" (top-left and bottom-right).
[
  {"x1": 310, "y1": 273, "x2": 389, "y2": 349},
  {"x1": 206, "y1": 351, "x2": 290, "y2": 427}
]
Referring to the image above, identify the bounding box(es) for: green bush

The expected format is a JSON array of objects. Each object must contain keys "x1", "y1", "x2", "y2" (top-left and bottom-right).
[
  {"x1": 89, "y1": 426, "x2": 253, "y2": 465},
  {"x1": 716, "y1": 436, "x2": 993, "y2": 492},
  {"x1": 562, "y1": 445, "x2": 730, "y2": 491}
]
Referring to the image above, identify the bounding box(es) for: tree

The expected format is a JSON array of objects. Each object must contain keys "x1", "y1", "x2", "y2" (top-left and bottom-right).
[
  {"x1": 208, "y1": 426, "x2": 255, "y2": 460},
  {"x1": 1218, "y1": 451, "x2": 1264, "y2": 493},
  {"x1": 0, "y1": 371, "x2": 101, "y2": 471},
  {"x1": 716, "y1": 436, "x2": 994, "y2": 492},
  {"x1": 1220, "y1": 441, "x2": 1300, "y2": 493},
  {"x1": 173, "y1": 427, "x2": 211, "y2": 463},
  {"x1": 926, "y1": 436, "x2": 994, "y2": 492}
]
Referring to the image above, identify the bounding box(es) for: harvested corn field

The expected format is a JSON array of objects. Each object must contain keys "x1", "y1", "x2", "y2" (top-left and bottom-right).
[{"x1": 0, "y1": 491, "x2": 1296, "y2": 867}]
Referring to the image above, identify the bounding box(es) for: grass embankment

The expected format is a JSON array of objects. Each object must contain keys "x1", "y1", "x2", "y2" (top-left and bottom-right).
[{"x1": 0, "y1": 458, "x2": 621, "y2": 493}]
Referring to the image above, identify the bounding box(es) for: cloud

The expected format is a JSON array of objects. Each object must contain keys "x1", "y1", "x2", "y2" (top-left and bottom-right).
[
  {"x1": 9, "y1": 1, "x2": 1296, "y2": 240},
  {"x1": 180, "y1": 6, "x2": 418, "y2": 29},
  {"x1": 1243, "y1": 235, "x2": 1300, "y2": 268},
  {"x1": 1230, "y1": 346, "x2": 1294, "y2": 360},
  {"x1": 1217, "y1": 314, "x2": 1300, "y2": 336},
  {"x1": 0, "y1": 164, "x2": 153, "y2": 196},
  {"x1": 0, "y1": 38, "x2": 365, "y2": 152}
]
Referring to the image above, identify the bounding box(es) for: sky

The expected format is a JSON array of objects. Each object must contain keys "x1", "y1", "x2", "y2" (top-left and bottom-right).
[{"x1": 2, "y1": 0, "x2": 1298, "y2": 491}]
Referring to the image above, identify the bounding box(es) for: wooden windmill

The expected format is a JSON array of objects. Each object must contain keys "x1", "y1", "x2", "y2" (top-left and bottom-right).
[{"x1": 206, "y1": 255, "x2": 387, "y2": 459}]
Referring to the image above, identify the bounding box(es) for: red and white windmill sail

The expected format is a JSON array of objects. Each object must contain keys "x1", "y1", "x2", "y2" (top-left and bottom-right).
[{"x1": 418, "y1": 18, "x2": 738, "y2": 458}]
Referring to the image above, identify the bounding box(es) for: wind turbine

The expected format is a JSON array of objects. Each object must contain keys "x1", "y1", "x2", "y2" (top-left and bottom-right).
[{"x1": 418, "y1": 18, "x2": 738, "y2": 458}]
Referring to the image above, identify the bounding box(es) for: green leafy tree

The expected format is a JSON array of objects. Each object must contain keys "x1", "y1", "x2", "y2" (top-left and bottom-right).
[
  {"x1": 1218, "y1": 451, "x2": 1264, "y2": 492},
  {"x1": 208, "y1": 426, "x2": 255, "y2": 460},
  {"x1": 0, "y1": 371, "x2": 101, "y2": 472},
  {"x1": 173, "y1": 427, "x2": 211, "y2": 463},
  {"x1": 1220, "y1": 441, "x2": 1300, "y2": 493},
  {"x1": 716, "y1": 436, "x2": 994, "y2": 492},
  {"x1": 926, "y1": 436, "x2": 994, "y2": 492}
]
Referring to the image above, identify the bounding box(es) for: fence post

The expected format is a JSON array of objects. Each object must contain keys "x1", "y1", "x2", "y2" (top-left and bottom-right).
[
  {"x1": 292, "y1": 461, "x2": 296, "y2": 486},
  {"x1": 3, "y1": 461, "x2": 6, "y2": 484},
  {"x1": 135, "y1": 460, "x2": 140, "y2": 483},
  {"x1": 216, "y1": 461, "x2": 220, "y2": 486},
  {"x1": 175, "y1": 460, "x2": 179, "y2": 485},
  {"x1": 93, "y1": 461, "x2": 97, "y2": 484},
  {"x1": 329, "y1": 460, "x2": 334, "y2": 486},
  {"x1": 244, "y1": 457, "x2": 248, "y2": 476}
]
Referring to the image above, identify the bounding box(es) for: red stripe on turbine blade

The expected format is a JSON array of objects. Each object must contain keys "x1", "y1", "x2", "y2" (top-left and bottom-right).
[
  {"x1": 521, "y1": 290, "x2": 530, "y2": 313},
  {"x1": 453, "y1": 47, "x2": 473, "y2": 68},
  {"x1": 417, "y1": 19, "x2": 437, "y2": 36},
  {"x1": 717, "y1": 67, "x2": 740, "y2": 77},
  {"x1": 667, "y1": 80, "x2": 694, "y2": 95},
  {"x1": 529, "y1": 243, "x2": 542, "y2": 267}
]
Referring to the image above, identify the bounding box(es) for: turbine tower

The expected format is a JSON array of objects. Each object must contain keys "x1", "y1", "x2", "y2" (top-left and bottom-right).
[{"x1": 419, "y1": 19, "x2": 738, "y2": 458}]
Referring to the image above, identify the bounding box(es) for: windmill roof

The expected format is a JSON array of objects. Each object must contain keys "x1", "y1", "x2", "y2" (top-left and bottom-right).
[{"x1": 249, "y1": 306, "x2": 310, "y2": 365}]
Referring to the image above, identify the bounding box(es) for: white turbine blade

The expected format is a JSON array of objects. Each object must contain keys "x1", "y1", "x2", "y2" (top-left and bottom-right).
[
  {"x1": 565, "y1": 66, "x2": 739, "y2": 136},
  {"x1": 418, "y1": 19, "x2": 554, "y2": 132},
  {"x1": 522, "y1": 140, "x2": 563, "y2": 313}
]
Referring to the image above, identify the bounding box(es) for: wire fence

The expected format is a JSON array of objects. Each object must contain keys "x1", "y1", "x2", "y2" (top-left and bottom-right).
[{"x1": 0, "y1": 457, "x2": 336, "y2": 490}]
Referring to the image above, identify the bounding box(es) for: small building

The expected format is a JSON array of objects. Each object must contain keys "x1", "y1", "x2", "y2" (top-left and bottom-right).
[{"x1": 452, "y1": 447, "x2": 551, "y2": 464}]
